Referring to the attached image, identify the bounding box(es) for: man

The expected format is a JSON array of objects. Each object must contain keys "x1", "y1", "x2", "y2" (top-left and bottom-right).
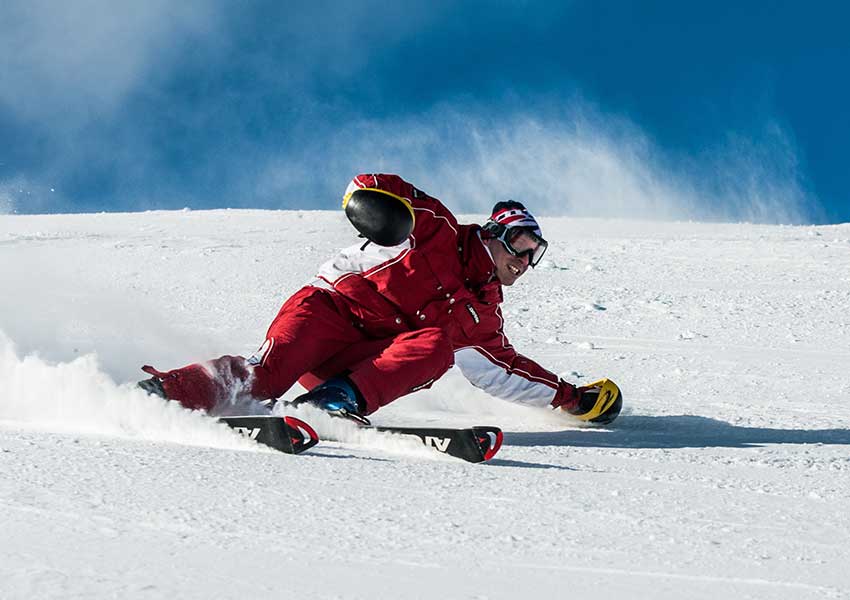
[{"x1": 139, "y1": 173, "x2": 622, "y2": 425}]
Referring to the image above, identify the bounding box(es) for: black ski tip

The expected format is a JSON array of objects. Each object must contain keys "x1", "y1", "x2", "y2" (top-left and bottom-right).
[
  {"x1": 220, "y1": 415, "x2": 319, "y2": 455},
  {"x1": 282, "y1": 416, "x2": 320, "y2": 454},
  {"x1": 472, "y1": 426, "x2": 503, "y2": 462}
]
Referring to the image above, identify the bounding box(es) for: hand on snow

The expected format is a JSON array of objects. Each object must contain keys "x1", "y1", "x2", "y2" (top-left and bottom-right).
[{"x1": 551, "y1": 378, "x2": 623, "y2": 425}]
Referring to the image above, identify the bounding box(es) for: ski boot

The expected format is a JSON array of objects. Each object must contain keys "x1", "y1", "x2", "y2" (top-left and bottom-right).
[
  {"x1": 291, "y1": 377, "x2": 371, "y2": 426},
  {"x1": 138, "y1": 375, "x2": 167, "y2": 399}
]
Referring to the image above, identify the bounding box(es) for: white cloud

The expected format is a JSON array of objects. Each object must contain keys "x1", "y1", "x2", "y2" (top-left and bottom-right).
[
  {"x1": 254, "y1": 103, "x2": 817, "y2": 224},
  {"x1": 0, "y1": 189, "x2": 13, "y2": 214},
  {"x1": 0, "y1": 0, "x2": 219, "y2": 123}
]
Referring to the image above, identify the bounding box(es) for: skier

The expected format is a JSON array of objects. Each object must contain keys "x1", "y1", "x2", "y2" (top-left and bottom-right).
[{"x1": 139, "y1": 173, "x2": 622, "y2": 425}]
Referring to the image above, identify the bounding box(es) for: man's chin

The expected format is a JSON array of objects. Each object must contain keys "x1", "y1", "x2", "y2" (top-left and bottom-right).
[{"x1": 498, "y1": 271, "x2": 519, "y2": 286}]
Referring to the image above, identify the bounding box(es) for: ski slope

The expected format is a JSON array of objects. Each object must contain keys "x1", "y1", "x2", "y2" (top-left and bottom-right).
[{"x1": 1, "y1": 209, "x2": 849, "y2": 599}]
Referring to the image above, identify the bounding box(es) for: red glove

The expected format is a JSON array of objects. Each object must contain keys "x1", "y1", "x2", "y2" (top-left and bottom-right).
[{"x1": 551, "y1": 379, "x2": 581, "y2": 412}]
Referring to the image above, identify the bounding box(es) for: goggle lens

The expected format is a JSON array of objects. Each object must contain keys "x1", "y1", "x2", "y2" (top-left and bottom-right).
[{"x1": 500, "y1": 228, "x2": 548, "y2": 267}]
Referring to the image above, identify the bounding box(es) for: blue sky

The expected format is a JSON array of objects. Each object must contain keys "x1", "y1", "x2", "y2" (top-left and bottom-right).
[{"x1": 1, "y1": 1, "x2": 848, "y2": 223}]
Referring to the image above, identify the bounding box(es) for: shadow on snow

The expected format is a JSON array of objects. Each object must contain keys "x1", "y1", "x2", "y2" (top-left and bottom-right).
[{"x1": 505, "y1": 415, "x2": 850, "y2": 450}]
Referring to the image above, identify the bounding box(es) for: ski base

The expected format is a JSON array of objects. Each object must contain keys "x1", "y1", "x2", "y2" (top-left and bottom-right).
[
  {"x1": 220, "y1": 415, "x2": 319, "y2": 454},
  {"x1": 372, "y1": 425, "x2": 503, "y2": 463}
]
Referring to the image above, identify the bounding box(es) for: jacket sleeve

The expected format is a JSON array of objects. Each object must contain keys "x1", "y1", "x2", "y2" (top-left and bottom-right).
[
  {"x1": 453, "y1": 304, "x2": 561, "y2": 408},
  {"x1": 345, "y1": 173, "x2": 458, "y2": 243}
]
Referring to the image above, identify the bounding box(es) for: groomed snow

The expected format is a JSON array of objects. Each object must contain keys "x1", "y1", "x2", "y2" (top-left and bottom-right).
[{"x1": 1, "y1": 209, "x2": 849, "y2": 599}]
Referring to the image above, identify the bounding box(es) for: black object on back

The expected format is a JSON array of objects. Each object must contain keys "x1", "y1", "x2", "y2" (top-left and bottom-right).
[{"x1": 345, "y1": 189, "x2": 414, "y2": 246}]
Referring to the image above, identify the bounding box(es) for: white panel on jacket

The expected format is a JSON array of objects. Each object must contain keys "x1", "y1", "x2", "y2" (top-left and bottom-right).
[
  {"x1": 310, "y1": 239, "x2": 411, "y2": 286},
  {"x1": 454, "y1": 347, "x2": 554, "y2": 408}
]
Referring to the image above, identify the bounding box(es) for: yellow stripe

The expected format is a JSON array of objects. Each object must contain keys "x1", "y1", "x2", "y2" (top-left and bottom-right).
[
  {"x1": 577, "y1": 379, "x2": 621, "y2": 421},
  {"x1": 342, "y1": 187, "x2": 415, "y2": 223}
]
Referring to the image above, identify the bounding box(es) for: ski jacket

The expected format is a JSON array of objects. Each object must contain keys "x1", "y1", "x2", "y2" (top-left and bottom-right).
[{"x1": 309, "y1": 173, "x2": 561, "y2": 407}]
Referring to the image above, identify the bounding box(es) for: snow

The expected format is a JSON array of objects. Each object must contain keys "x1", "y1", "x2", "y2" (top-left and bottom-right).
[{"x1": 1, "y1": 209, "x2": 849, "y2": 599}]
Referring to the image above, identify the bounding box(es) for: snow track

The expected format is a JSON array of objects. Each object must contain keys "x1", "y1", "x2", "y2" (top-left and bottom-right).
[{"x1": 1, "y1": 210, "x2": 849, "y2": 599}]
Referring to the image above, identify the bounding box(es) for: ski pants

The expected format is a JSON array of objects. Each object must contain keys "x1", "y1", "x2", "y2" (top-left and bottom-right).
[{"x1": 152, "y1": 287, "x2": 454, "y2": 414}]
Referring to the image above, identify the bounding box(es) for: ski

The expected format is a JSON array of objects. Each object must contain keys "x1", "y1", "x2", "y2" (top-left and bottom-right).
[
  {"x1": 219, "y1": 415, "x2": 319, "y2": 455},
  {"x1": 371, "y1": 425, "x2": 503, "y2": 463},
  {"x1": 219, "y1": 414, "x2": 502, "y2": 463}
]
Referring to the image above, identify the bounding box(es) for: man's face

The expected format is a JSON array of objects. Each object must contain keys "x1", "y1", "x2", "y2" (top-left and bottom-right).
[{"x1": 485, "y1": 230, "x2": 539, "y2": 286}]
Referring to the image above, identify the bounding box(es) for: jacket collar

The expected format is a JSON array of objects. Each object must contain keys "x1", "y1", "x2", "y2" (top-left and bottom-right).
[{"x1": 459, "y1": 225, "x2": 499, "y2": 289}]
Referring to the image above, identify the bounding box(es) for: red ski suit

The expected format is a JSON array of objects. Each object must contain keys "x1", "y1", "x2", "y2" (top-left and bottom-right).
[{"x1": 150, "y1": 174, "x2": 568, "y2": 414}]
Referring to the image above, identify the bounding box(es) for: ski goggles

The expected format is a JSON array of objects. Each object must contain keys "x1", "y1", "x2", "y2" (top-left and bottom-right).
[{"x1": 493, "y1": 226, "x2": 548, "y2": 267}]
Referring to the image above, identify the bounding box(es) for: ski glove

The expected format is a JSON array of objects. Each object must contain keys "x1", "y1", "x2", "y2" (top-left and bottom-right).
[{"x1": 551, "y1": 378, "x2": 623, "y2": 425}]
